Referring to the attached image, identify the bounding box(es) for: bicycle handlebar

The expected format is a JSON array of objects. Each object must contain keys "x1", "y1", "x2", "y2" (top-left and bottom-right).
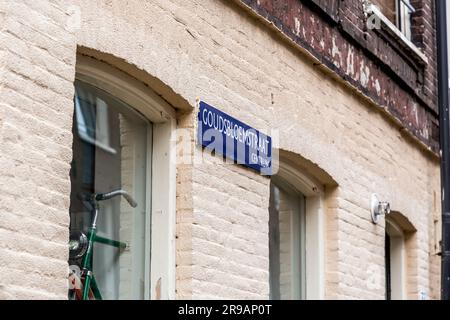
[{"x1": 95, "y1": 190, "x2": 138, "y2": 208}]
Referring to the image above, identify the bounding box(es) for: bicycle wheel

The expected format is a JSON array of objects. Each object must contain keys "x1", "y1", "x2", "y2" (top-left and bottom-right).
[{"x1": 68, "y1": 271, "x2": 95, "y2": 300}]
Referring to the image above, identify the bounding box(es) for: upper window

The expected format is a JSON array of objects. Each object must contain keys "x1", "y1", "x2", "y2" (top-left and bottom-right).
[{"x1": 371, "y1": 0, "x2": 415, "y2": 40}]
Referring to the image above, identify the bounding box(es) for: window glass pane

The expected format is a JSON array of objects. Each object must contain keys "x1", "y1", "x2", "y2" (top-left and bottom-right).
[
  {"x1": 69, "y1": 80, "x2": 150, "y2": 300},
  {"x1": 75, "y1": 85, "x2": 116, "y2": 154},
  {"x1": 371, "y1": 0, "x2": 413, "y2": 39},
  {"x1": 269, "y1": 181, "x2": 305, "y2": 300},
  {"x1": 372, "y1": 0, "x2": 396, "y2": 24},
  {"x1": 398, "y1": 0, "x2": 412, "y2": 40},
  {"x1": 385, "y1": 221, "x2": 405, "y2": 300},
  {"x1": 385, "y1": 232, "x2": 391, "y2": 300}
]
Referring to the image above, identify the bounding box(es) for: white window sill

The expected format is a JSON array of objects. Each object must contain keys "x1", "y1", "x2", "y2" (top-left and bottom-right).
[{"x1": 365, "y1": 4, "x2": 428, "y2": 64}]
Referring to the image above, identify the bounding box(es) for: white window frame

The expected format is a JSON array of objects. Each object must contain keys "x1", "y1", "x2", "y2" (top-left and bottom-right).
[
  {"x1": 364, "y1": 0, "x2": 428, "y2": 64},
  {"x1": 386, "y1": 219, "x2": 406, "y2": 300},
  {"x1": 396, "y1": 0, "x2": 412, "y2": 41},
  {"x1": 271, "y1": 158, "x2": 325, "y2": 300},
  {"x1": 269, "y1": 181, "x2": 306, "y2": 300},
  {"x1": 75, "y1": 54, "x2": 177, "y2": 300}
]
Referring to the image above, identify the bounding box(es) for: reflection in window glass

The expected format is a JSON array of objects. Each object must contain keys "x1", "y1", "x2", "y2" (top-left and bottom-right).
[
  {"x1": 372, "y1": 0, "x2": 396, "y2": 24},
  {"x1": 398, "y1": 0, "x2": 412, "y2": 40},
  {"x1": 75, "y1": 87, "x2": 116, "y2": 154},
  {"x1": 371, "y1": 0, "x2": 414, "y2": 40},
  {"x1": 269, "y1": 181, "x2": 306, "y2": 300},
  {"x1": 69, "y1": 80, "x2": 151, "y2": 300}
]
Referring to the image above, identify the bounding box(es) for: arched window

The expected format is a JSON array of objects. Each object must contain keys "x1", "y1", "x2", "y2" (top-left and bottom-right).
[
  {"x1": 269, "y1": 154, "x2": 327, "y2": 300},
  {"x1": 68, "y1": 54, "x2": 176, "y2": 300},
  {"x1": 385, "y1": 219, "x2": 406, "y2": 300},
  {"x1": 269, "y1": 179, "x2": 306, "y2": 299}
]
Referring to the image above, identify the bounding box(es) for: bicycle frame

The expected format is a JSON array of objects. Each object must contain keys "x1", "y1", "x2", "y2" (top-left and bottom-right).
[{"x1": 73, "y1": 190, "x2": 136, "y2": 300}]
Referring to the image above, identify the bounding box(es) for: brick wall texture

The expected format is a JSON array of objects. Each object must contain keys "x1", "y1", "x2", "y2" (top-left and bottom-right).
[
  {"x1": 238, "y1": 0, "x2": 439, "y2": 152},
  {"x1": 0, "y1": 0, "x2": 442, "y2": 299},
  {"x1": 0, "y1": 0, "x2": 76, "y2": 299}
]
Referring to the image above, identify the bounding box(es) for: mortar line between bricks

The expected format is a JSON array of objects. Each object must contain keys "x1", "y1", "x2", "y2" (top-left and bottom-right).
[
  {"x1": 0, "y1": 284, "x2": 66, "y2": 299},
  {"x1": 0, "y1": 94, "x2": 67, "y2": 125},
  {"x1": 2, "y1": 61, "x2": 71, "y2": 94},
  {"x1": 0, "y1": 278, "x2": 67, "y2": 300},
  {"x1": 0, "y1": 247, "x2": 69, "y2": 266},
  {"x1": 0, "y1": 143, "x2": 73, "y2": 169},
  {"x1": 4, "y1": 28, "x2": 75, "y2": 69},
  {"x1": 1, "y1": 102, "x2": 73, "y2": 136},
  {"x1": 6, "y1": 9, "x2": 73, "y2": 47},
  {"x1": 4, "y1": 64, "x2": 73, "y2": 98},
  {"x1": 3, "y1": 44, "x2": 75, "y2": 83},
  {"x1": 1, "y1": 209, "x2": 69, "y2": 230},
  {"x1": 4, "y1": 23, "x2": 74, "y2": 61}
]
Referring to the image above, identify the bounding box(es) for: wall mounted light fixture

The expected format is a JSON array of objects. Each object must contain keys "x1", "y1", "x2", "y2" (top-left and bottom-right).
[{"x1": 371, "y1": 193, "x2": 391, "y2": 224}]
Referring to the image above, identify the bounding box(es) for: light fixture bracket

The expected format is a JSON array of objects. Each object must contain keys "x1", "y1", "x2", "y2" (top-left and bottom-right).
[{"x1": 371, "y1": 193, "x2": 391, "y2": 224}]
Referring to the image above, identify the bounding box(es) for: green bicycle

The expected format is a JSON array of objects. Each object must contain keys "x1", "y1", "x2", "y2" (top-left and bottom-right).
[{"x1": 68, "y1": 189, "x2": 138, "y2": 300}]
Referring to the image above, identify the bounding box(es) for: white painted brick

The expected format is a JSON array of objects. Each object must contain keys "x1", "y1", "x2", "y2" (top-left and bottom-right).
[{"x1": 0, "y1": 0, "x2": 442, "y2": 300}]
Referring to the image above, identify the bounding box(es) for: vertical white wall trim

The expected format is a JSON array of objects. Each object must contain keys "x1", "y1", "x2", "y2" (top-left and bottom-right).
[
  {"x1": 167, "y1": 118, "x2": 177, "y2": 300},
  {"x1": 274, "y1": 160, "x2": 326, "y2": 300},
  {"x1": 144, "y1": 127, "x2": 153, "y2": 300},
  {"x1": 151, "y1": 119, "x2": 177, "y2": 300},
  {"x1": 386, "y1": 221, "x2": 406, "y2": 300},
  {"x1": 305, "y1": 196, "x2": 325, "y2": 300},
  {"x1": 75, "y1": 55, "x2": 178, "y2": 300}
]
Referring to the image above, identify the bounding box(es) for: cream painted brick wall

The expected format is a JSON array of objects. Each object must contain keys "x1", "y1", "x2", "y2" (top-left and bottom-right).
[
  {"x1": 0, "y1": 0, "x2": 441, "y2": 300},
  {"x1": 0, "y1": 0, "x2": 76, "y2": 299}
]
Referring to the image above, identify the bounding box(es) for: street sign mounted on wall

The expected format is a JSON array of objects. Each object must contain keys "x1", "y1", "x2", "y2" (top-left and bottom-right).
[{"x1": 197, "y1": 101, "x2": 272, "y2": 175}]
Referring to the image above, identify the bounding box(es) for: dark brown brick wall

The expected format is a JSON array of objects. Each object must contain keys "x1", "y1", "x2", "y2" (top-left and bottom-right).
[{"x1": 238, "y1": 0, "x2": 439, "y2": 152}]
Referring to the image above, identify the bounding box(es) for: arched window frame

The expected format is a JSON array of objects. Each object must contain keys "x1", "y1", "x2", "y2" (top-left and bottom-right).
[
  {"x1": 385, "y1": 218, "x2": 406, "y2": 300},
  {"x1": 385, "y1": 210, "x2": 419, "y2": 300},
  {"x1": 271, "y1": 156, "x2": 326, "y2": 299},
  {"x1": 74, "y1": 54, "x2": 177, "y2": 300}
]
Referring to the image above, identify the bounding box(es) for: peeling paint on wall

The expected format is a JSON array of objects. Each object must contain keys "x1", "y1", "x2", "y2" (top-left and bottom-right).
[{"x1": 238, "y1": 0, "x2": 439, "y2": 152}]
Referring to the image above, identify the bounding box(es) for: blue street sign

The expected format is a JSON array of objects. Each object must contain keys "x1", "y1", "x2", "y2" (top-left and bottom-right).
[{"x1": 197, "y1": 101, "x2": 272, "y2": 175}]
